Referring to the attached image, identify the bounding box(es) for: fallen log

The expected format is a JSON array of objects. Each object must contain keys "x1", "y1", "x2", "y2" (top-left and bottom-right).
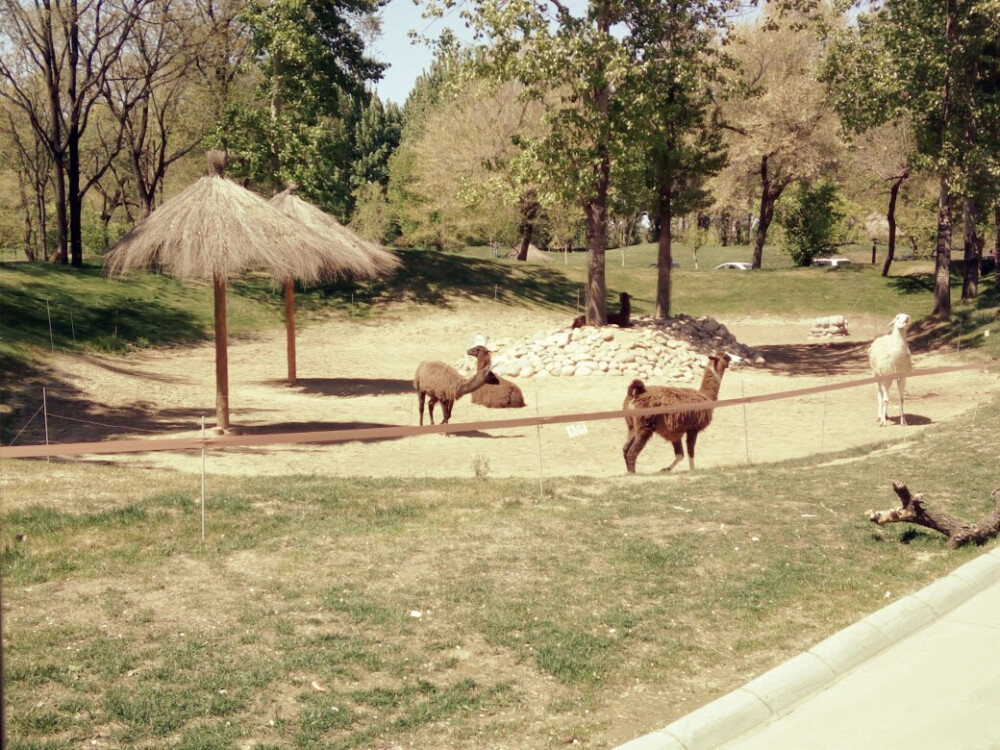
[{"x1": 869, "y1": 482, "x2": 1000, "y2": 548}]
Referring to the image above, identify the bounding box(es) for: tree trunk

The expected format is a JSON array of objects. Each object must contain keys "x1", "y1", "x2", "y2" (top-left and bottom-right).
[
  {"x1": 67, "y1": 0, "x2": 83, "y2": 268},
  {"x1": 51, "y1": 155, "x2": 69, "y2": 264},
  {"x1": 68, "y1": 129, "x2": 84, "y2": 267},
  {"x1": 517, "y1": 189, "x2": 540, "y2": 262},
  {"x1": 931, "y1": 175, "x2": 952, "y2": 319},
  {"x1": 961, "y1": 196, "x2": 979, "y2": 301},
  {"x1": 994, "y1": 205, "x2": 1000, "y2": 289},
  {"x1": 869, "y1": 482, "x2": 1000, "y2": 548},
  {"x1": 284, "y1": 276, "x2": 297, "y2": 386},
  {"x1": 752, "y1": 155, "x2": 783, "y2": 270},
  {"x1": 213, "y1": 273, "x2": 231, "y2": 432},
  {"x1": 882, "y1": 175, "x2": 905, "y2": 277},
  {"x1": 583, "y1": 185, "x2": 609, "y2": 326},
  {"x1": 654, "y1": 183, "x2": 673, "y2": 319}
]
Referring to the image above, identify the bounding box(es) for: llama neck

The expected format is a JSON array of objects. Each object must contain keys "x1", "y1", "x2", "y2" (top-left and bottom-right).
[
  {"x1": 699, "y1": 367, "x2": 725, "y2": 400},
  {"x1": 620, "y1": 297, "x2": 630, "y2": 318},
  {"x1": 458, "y1": 361, "x2": 492, "y2": 396}
]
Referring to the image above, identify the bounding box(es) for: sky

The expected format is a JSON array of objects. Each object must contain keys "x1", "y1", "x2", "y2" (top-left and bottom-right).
[
  {"x1": 370, "y1": 0, "x2": 463, "y2": 106},
  {"x1": 370, "y1": 0, "x2": 589, "y2": 107}
]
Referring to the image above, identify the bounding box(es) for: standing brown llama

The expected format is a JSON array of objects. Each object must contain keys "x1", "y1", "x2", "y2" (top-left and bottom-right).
[
  {"x1": 622, "y1": 352, "x2": 732, "y2": 473},
  {"x1": 571, "y1": 291, "x2": 632, "y2": 329},
  {"x1": 414, "y1": 345, "x2": 499, "y2": 426}
]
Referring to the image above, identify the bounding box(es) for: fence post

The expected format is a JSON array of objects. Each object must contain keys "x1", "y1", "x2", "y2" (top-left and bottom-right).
[
  {"x1": 42, "y1": 388, "x2": 50, "y2": 462},
  {"x1": 535, "y1": 391, "x2": 544, "y2": 499},
  {"x1": 200, "y1": 417, "x2": 206, "y2": 543}
]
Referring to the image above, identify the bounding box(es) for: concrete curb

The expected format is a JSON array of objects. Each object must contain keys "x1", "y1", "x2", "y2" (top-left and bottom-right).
[{"x1": 615, "y1": 547, "x2": 1000, "y2": 750}]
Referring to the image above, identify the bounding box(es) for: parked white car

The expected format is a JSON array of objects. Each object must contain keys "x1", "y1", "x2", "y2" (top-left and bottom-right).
[
  {"x1": 715, "y1": 262, "x2": 753, "y2": 270},
  {"x1": 813, "y1": 257, "x2": 852, "y2": 267}
]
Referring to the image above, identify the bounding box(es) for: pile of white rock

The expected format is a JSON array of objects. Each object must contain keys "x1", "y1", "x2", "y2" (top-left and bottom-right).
[
  {"x1": 809, "y1": 315, "x2": 849, "y2": 338},
  {"x1": 462, "y1": 315, "x2": 762, "y2": 384}
]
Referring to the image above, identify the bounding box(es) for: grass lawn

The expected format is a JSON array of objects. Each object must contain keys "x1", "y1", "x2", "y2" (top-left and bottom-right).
[{"x1": 3, "y1": 399, "x2": 1000, "y2": 748}]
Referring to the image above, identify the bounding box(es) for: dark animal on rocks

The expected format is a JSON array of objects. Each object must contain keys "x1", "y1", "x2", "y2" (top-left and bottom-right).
[
  {"x1": 571, "y1": 292, "x2": 632, "y2": 329},
  {"x1": 622, "y1": 352, "x2": 732, "y2": 474},
  {"x1": 414, "y1": 345, "x2": 499, "y2": 426}
]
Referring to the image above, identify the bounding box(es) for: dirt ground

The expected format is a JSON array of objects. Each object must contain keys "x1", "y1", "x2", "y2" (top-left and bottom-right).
[{"x1": 26, "y1": 300, "x2": 999, "y2": 478}]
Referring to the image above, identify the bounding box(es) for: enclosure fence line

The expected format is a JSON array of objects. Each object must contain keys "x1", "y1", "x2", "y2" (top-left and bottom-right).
[{"x1": 0, "y1": 363, "x2": 989, "y2": 461}]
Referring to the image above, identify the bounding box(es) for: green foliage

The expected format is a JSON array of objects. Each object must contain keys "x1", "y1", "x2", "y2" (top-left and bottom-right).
[{"x1": 777, "y1": 180, "x2": 845, "y2": 266}]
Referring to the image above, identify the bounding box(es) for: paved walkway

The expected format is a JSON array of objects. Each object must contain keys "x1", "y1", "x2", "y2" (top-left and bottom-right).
[{"x1": 617, "y1": 547, "x2": 1000, "y2": 750}]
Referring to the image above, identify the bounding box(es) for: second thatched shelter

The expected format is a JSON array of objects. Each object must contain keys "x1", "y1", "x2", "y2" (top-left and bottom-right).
[
  {"x1": 105, "y1": 151, "x2": 375, "y2": 432},
  {"x1": 269, "y1": 183, "x2": 400, "y2": 385}
]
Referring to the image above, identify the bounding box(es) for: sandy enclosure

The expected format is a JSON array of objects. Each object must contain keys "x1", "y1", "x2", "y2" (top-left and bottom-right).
[{"x1": 23, "y1": 301, "x2": 999, "y2": 479}]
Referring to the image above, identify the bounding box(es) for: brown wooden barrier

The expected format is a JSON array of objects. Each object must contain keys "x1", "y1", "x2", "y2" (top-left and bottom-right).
[{"x1": 0, "y1": 364, "x2": 988, "y2": 460}]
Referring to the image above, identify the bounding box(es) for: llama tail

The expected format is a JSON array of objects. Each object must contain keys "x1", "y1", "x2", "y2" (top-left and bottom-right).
[{"x1": 627, "y1": 379, "x2": 646, "y2": 399}]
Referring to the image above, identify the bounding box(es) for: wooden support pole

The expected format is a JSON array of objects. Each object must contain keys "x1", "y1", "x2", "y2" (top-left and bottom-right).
[
  {"x1": 213, "y1": 273, "x2": 230, "y2": 433},
  {"x1": 284, "y1": 276, "x2": 297, "y2": 386}
]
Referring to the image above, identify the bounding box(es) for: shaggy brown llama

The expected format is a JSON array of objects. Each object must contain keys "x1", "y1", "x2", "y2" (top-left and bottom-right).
[
  {"x1": 622, "y1": 352, "x2": 732, "y2": 473},
  {"x1": 414, "y1": 345, "x2": 499, "y2": 426}
]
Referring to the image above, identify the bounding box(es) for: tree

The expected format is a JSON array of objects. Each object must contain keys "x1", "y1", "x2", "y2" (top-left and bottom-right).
[
  {"x1": 433, "y1": 0, "x2": 637, "y2": 324},
  {"x1": 0, "y1": 0, "x2": 152, "y2": 266},
  {"x1": 0, "y1": 102, "x2": 52, "y2": 259},
  {"x1": 714, "y1": 11, "x2": 842, "y2": 270},
  {"x1": 615, "y1": 1, "x2": 732, "y2": 317},
  {"x1": 222, "y1": 0, "x2": 387, "y2": 214},
  {"x1": 777, "y1": 179, "x2": 844, "y2": 266},
  {"x1": 843, "y1": 120, "x2": 916, "y2": 277},
  {"x1": 388, "y1": 75, "x2": 547, "y2": 251},
  {"x1": 826, "y1": 0, "x2": 1000, "y2": 318},
  {"x1": 102, "y1": 0, "x2": 216, "y2": 218}
]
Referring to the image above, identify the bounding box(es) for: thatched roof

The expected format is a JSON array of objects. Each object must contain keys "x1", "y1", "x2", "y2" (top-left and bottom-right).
[
  {"x1": 104, "y1": 152, "x2": 386, "y2": 284},
  {"x1": 269, "y1": 184, "x2": 400, "y2": 280}
]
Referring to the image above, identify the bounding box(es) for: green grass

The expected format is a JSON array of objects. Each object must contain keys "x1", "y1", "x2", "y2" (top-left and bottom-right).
[{"x1": 3, "y1": 398, "x2": 1000, "y2": 748}]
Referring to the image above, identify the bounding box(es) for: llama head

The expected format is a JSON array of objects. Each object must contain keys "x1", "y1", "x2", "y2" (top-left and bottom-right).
[
  {"x1": 466, "y1": 345, "x2": 493, "y2": 368},
  {"x1": 708, "y1": 352, "x2": 733, "y2": 376},
  {"x1": 619, "y1": 292, "x2": 632, "y2": 303},
  {"x1": 891, "y1": 313, "x2": 910, "y2": 331}
]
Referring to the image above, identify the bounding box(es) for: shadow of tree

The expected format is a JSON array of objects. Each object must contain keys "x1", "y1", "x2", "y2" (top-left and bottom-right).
[
  {"x1": 0, "y1": 263, "x2": 206, "y2": 352},
  {"x1": 235, "y1": 248, "x2": 583, "y2": 314},
  {"x1": 754, "y1": 340, "x2": 872, "y2": 376},
  {"x1": 285, "y1": 377, "x2": 414, "y2": 397}
]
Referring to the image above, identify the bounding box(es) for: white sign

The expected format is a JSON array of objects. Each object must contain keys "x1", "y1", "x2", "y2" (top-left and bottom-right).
[{"x1": 566, "y1": 422, "x2": 589, "y2": 438}]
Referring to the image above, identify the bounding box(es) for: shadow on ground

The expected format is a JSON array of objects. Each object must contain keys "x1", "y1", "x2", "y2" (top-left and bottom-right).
[
  {"x1": 287, "y1": 378, "x2": 413, "y2": 397},
  {"x1": 754, "y1": 340, "x2": 872, "y2": 377}
]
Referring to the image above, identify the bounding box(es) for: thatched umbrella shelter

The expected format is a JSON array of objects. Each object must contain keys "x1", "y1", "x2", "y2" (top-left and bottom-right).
[
  {"x1": 104, "y1": 151, "x2": 371, "y2": 432},
  {"x1": 269, "y1": 183, "x2": 399, "y2": 385}
]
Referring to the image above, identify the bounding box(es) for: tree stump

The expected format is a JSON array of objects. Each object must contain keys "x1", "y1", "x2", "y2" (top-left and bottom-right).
[{"x1": 868, "y1": 482, "x2": 1000, "y2": 548}]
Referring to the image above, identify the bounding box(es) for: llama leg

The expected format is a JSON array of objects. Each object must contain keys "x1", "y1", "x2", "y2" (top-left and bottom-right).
[
  {"x1": 427, "y1": 396, "x2": 438, "y2": 425},
  {"x1": 441, "y1": 400, "x2": 453, "y2": 426},
  {"x1": 875, "y1": 383, "x2": 888, "y2": 426},
  {"x1": 418, "y1": 392, "x2": 426, "y2": 426},
  {"x1": 685, "y1": 431, "x2": 698, "y2": 471},
  {"x1": 897, "y1": 377, "x2": 907, "y2": 426},
  {"x1": 663, "y1": 440, "x2": 684, "y2": 472},
  {"x1": 624, "y1": 427, "x2": 654, "y2": 474}
]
